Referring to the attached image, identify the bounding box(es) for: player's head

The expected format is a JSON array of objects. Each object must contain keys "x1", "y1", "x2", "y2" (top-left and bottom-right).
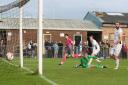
[
  {"x1": 89, "y1": 35, "x2": 94, "y2": 41},
  {"x1": 65, "y1": 34, "x2": 69, "y2": 39},
  {"x1": 115, "y1": 22, "x2": 120, "y2": 29}
]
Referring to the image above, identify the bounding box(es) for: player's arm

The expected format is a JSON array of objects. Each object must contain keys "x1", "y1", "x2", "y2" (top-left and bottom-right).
[{"x1": 72, "y1": 40, "x2": 75, "y2": 45}]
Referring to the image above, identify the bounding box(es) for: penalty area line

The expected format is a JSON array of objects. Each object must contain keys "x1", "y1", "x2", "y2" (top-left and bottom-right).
[{"x1": 2, "y1": 59, "x2": 58, "y2": 85}]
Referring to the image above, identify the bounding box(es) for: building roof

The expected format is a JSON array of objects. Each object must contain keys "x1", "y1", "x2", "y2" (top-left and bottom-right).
[
  {"x1": 0, "y1": 18, "x2": 102, "y2": 31},
  {"x1": 0, "y1": 0, "x2": 30, "y2": 13},
  {"x1": 94, "y1": 12, "x2": 128, "y2": 24}
]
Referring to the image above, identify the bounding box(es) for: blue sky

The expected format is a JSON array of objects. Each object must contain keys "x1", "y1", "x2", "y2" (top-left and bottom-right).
[{"x1": 0, "y1": 0, "x2": 128, "y2": 19}]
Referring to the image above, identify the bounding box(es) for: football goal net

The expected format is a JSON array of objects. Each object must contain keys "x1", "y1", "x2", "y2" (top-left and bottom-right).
[{"x1": 0, "y1": 0, "x2": 43, "y2": 75}]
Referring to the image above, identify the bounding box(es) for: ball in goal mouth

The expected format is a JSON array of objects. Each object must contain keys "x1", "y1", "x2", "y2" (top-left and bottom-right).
[{"x1": 6, "y1": 52, "x2": 14, "y2": 61}]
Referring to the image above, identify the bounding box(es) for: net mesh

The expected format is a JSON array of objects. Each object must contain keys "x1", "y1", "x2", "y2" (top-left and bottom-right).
[{"x1": 0, "y1": 0, "x2": 38, "y2": 72}]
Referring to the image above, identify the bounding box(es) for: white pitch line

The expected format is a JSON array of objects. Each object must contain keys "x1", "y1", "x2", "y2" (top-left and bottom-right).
[
  {"x1": 22, "y1": 67, "x2": 58, "y2": 85},
  {"x1": 40, "y1": 76, "x2": 58, "y2": 85},
  {"x1": 2, "y1": 59, "x2": 19, "y2": 67},
  {"x1": 2, "y1": 59, "x2": 58, "y2": 85}
]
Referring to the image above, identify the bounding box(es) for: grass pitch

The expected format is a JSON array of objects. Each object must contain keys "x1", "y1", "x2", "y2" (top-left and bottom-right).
[
  {"x1": 0, "y1": 57, "x2": 128, "y2": 85},
  {"x1": 0, "y1": 59, "x2": 50, "y2": 85}
]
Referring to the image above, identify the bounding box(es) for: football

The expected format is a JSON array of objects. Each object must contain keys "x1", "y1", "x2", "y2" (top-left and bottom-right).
[{"x1": 6, "y1": 52, "x2": 14, "y2": 61}]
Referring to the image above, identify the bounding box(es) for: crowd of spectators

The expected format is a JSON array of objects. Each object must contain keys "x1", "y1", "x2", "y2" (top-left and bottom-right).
[{"x1": 44, "y1": 40, "x2": 128, "y2": 59}]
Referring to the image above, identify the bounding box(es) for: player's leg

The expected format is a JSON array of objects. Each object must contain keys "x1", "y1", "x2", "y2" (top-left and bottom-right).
[
  {"x1": 75, "y1": 57, "x2": 89, "y2": 68},
  {"x1": 70, "y1": 45, "x2": 74, "y2": 57},
  {"x1": 96, "y1": 58, "x2": 101, "y2": 63},
  {"x1": 87, "y1": 49, "x2": 95, "y2": 66},
  {"x1": 59, "y1": 53, "x2": 67, "y2": 65},
  {"x1": 59, "y1": 47, "x2": 68, "y2": 65},
  {"x1": 66, "y1": 45, "x2": 72, "y2": 57},
  {"x1": 87, "y1": 58, "x2": 93, "y2": 66},
  {"x1": 92, "y1": 49, "x2": 101, "y2": 63},
  {"x1": 76, "y1": 63, "x2": 107, "y2": 69},
  {"x1": 110, "y1": 47, "x2": 115, "y2": 60},
  {"x1": 114, "y1": 44, "x2": 122, "y2": 69},
  {"x1": 75, "y1": 56, "x2": 107, "y2": 69},
  {"x1": 87, "y1": 56, "x2": 100, "y2": 67},
  {"x1": 114, "y1": 56, "x2": 120, "y2": 69},
  {"x1": 75, "y1": 63, "x2": 84, "y2": 68},
  {"x1": 93, "y1": 64, "x2": 107, "y2": 68}
]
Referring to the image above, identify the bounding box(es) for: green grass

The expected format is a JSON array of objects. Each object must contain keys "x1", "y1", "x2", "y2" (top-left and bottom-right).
[
  {"x1": 0, "y1": 59, "x2": 50, "y2": 85},
  {"x1": 43, "y1": 58, "x2": 128, "y2": 85},
  {"x1": 1, "y1": 57, "x2": 128, "y2": 85}
]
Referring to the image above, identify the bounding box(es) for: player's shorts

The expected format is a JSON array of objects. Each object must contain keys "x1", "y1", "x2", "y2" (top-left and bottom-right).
[
  {"x1": 110, "y1": 47, "x2": 115, "y2": 55},
  {"x1": 92, "y1": 49, "x2": 100, "y2": 55},
  {"x1": 79, "y1": 63, "x2": 88, "y2": 68},
  {"x1": 112, "y1": 43, "x2": 122, "y2": 56},
  {"x1": 65, "y1": 45, "x2": 73, "y2": 55}
]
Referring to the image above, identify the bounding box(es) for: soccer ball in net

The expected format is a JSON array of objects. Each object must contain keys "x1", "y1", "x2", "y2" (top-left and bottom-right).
[{"x1": 6, "y1": 52, "x2": 14, "y2": 61}]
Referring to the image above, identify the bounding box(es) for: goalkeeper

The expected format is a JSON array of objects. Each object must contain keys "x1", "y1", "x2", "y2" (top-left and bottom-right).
[{"x1": 75, "y1": 55, "x2": 107, "y2": 69}]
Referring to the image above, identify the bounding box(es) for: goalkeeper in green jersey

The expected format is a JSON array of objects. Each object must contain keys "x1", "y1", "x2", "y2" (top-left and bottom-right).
[{"x1": 75, "y1": 55, "x2": 107, "y2": 69}]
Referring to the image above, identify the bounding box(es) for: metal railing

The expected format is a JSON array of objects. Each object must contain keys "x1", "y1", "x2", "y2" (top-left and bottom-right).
[{"x1": 0, "y1": 45, "x2": 128, "y2": 59}]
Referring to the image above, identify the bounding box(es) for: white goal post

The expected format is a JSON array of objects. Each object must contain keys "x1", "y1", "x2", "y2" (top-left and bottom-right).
[
  {"x1": 38, "y1": 0, "x2": 43, "y2": 75},
  {"x1": 19, "y1": 0, "x2": 43, "y2": 75}
]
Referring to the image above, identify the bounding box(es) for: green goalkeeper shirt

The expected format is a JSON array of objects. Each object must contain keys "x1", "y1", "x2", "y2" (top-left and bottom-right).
[{"x1": 80, "y1": 55, "x2": 97, "y2": 68}]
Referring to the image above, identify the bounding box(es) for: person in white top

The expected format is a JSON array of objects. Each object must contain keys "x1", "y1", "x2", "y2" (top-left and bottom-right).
[
  {"x1": 88, "y1": 35, "x2": 101, "y2": 67},
  {"x1": 111, "y1": 22, "x2": 123, "y2": 69}
]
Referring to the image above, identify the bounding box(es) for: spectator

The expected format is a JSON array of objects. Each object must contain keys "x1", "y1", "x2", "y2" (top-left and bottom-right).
[
  {"x1": 51, "y1": 41, "x2": 54, "y2": 58},
  {"x1": 58, "y1": 41, "x2": 63, "y2": 58},
  {"x1": 106, "y1": 40, "x2": 110, "y2": 47},
  {"x1": 104, "y1": 40, "x2": 109, "y2": 59},
  {"x1": 106, "y1": 40, "x2": 110, "y2": 58},
  {"x1": 23, "y1": 42, "x2": 28, "y2": 56},
  {"x1": 121, "y1": 43, "x2": 127, "y2": 59},
  {"x1": 79, "y1": 41, "x2": 82, "y2": 54},
  {"x1": 45, "y1": 40, "x2": 49, "y2": 57},
  {"x1": 102, "y1": 40, "x2": 107, "y2": 59},
  {"x1": 31, "y1": 42, "x2": 37, "y2": 58},
  {"x1": 0, "y1": 39, "x2": 4, "y2": 57},
  {"x1": 47, "y1": 41, "x2": 52, "y2": 58},
  {"x1": 82, "y1": 41, "x2": 89, "y2": 56},
  {"x1": 27, "y1": 40, "x2": 32, "y2": 56},
  {"x1": 126, "y1": 44, "x2": 128, "y2": 59},
  {"x1": 98, "y1": 41, "x2": 104, "y2": 59},
  {"x1": 27, "y1": 40, "x2": 36, "y2": 58},
  {"x1": 53, "y1": 41, "x2": 59, "y2": 58}
]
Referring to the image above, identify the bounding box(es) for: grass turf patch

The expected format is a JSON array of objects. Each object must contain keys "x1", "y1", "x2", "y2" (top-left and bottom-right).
[
  {"x1": 0, "y1": 59, "x2": 50, "y2": 85},
  {"x1": 43, "y1": 58, "x2": 128, "y2": 85},
  {"x1": 1, "y1": 57, "x2": 128, "y2": 85}
]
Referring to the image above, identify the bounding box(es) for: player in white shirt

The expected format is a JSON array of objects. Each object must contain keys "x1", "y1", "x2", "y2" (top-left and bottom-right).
[
  {"x1": 111, "y1": 22, "x2": 123, "y2": 69},
  {"x1": 88, "y1": 35, "x2": 101, "y2": 67}
]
